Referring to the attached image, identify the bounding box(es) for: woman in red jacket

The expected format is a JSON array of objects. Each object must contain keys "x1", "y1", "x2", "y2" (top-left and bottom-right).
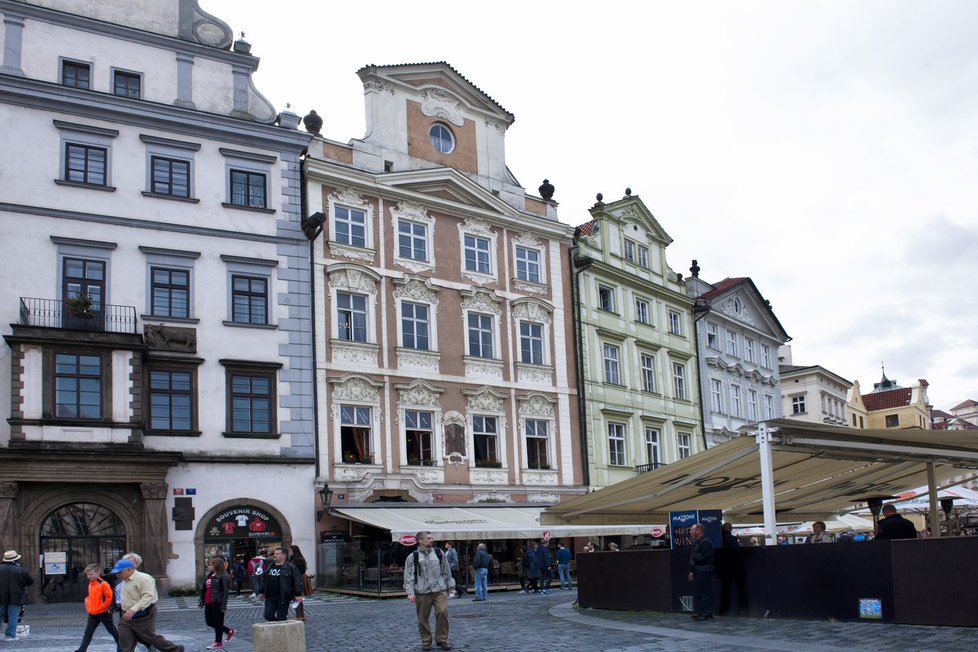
[{"x1": 74, "y1": 563, "x2": 119, "y2": 652}]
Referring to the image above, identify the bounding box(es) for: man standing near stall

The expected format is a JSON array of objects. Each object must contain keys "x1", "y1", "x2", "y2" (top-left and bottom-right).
[
  {"x1": 404, "y1": 531, "x2": 455, "y2": 651},
  {"x1": 688, "y1": 523, "x2": 715, "y2": 621}
]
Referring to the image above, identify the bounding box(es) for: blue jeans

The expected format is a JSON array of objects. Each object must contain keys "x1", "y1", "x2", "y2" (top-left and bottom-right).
[
  {"x1": 558, "y1": 563, "x2": 571, "y2": 589},
  {"x1": 2, "y1": 604, "x2": 19, "y2": 638},
  {"x1": 475, "y1": 567, "x2": 488, "y2": 600}
]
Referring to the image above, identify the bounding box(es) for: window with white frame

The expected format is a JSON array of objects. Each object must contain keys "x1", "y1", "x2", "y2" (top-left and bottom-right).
[
  {"x1": 744, "y1": 337, "x2": 755, "y2": 363},
  {"x1": 340, "y1": 405, "x2": 372, "y2": 463},
  {"x1": 764, "y1": 394, "x2": 774, "y2": 419},
  {"x1": 706, "y1": 322, "x2": 719, "y2": 349},
  {"x1": 761, "y1": 344, "x2": 771, "y2": 368},
  {"x1": 677, "y1": 432, "x2": 692, "y2": 459},
  {"x1": 748, "y1": 389, "x2": 758, "y2": 420},
  {"x1": 730, "y1": 384, "x2": 742, "y2": 417},
  {"x1": 792, "y1": 395, "x2": 806, "y2": 414},
  {"x1": 645, "y1": 427, "x2": 660, "y2": 467},
  {"x1": 525, "y1": 419, "x2": 550, "y2": 469},
  {"x1": 334, "y1": 205, "x2": 367, "y2": 247},
  {"x1": 635, "y1": 297, "x2": 651, "y2": 325},
  {"x1": 404, "y1": 409, "x2": 434, "y2": 465},
  {"x1": 519, "y1": 322, "x2": 544, "y2": 365},
  {"x1": 640, "y1": 353, "x2": 656, "y2": 393},
  {"x1": 464, "y1": 234, "x2": 491, "y2": 273},
  {"x1": 668, "y1": 310, "x2": 682, "y2": 335},
  {"x1": 473, "y1": 415, "x2": 499, "y2": 465},
  {"x1": 598, "y1": 284, "x2": 616, "y2": 312},
  {"x1": 725, "y1": 330, "x2": 738, "y2": 356},
  {"x1": 397, "y1": 219, "x2": 428, "y2": 261},
  {"x1": 623, "y1": 239, "x2": 636, "y2": 263},
  {"x1": 467, "y1": 313, "x2": 494, "y2": 358},
  {"x1": 337, "y1": 291, "x2": 368, "y2": 342},
  {"x1": 400, "y1": 301, "x2": 430, "y2": 350},
  {"x1": 515, "y1": 246, "x2": 541, "y2": 283},
  {"x1": 711, "y1": 378, "x2": 723, "y2": 413},
  {"x1": 637, "y1": 244, "x2": 649, "y2": 267},
  {"x1": 603, "y1": 343, "x2": 621, "y2": 385},
  {"x1": 673, "y1": 362, "x2": 687, "y2": 399},
  {"x1": 608, "y1": 422, "x2": 626, "y2": 466}
]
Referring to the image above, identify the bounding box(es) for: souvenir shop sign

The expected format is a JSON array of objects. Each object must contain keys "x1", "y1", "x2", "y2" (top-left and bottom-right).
[{"x1": 206, "y1": 506, "x2": 281, "y2": 539}]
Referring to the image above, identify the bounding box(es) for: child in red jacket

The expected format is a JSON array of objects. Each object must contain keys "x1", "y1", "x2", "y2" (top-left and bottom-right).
[{"x1": 75, "y1": 563, "x2": 119, "y2": 652}]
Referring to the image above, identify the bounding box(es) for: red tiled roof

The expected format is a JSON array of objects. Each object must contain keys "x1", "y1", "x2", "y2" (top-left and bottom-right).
[
  {"x1": 575, "y1": 220, "x2": 596, "y2": 237},
  {"x1": 951, "y1": 399, "x2": 978, "y2": 411},
  {"x1": 700, "y1": 277, "x2": 748, "y2": 300},
  {"x1": 862, "y1": 387, "x2": 912, "y2": 411}
]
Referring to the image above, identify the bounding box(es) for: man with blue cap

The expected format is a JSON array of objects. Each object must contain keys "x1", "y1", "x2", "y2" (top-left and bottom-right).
[{"x1": 111, "y1": 558, "x2": 183, "y2": 652}]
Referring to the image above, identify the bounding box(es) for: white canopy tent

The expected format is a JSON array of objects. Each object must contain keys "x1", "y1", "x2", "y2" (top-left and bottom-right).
[{"x1": 543, "y1": 419, "x2": 978, "y2": 545}]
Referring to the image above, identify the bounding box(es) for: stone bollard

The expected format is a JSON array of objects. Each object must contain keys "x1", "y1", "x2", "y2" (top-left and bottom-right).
[{"x1": 253, "y1": 620, "x2": 305, "y2": 652}]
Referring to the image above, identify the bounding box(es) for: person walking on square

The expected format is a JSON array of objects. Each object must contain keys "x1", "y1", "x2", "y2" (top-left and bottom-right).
[
  {"x1": 525, "y1": 541, "x2": 541, "y2": 593},
  {"x1": 198, "y1": 557, "x2": 233, "y2": 649},
  {"x1": 404, "y1": 531, "x2": 455, "y2": 651},
  {"x1": 231, "y1": 558, "x2": 246, "y2": 596},
  {"x1": 113, "y1": 558, "x2": 183, "y2": 652},
  {"x1": 247, "y1": 554, "x2": 265, "y2": 598},
  {"x1": 288, "y1": 546, "x2": 310, "y2": 621},
  {"x1": 535, "y1": 540, "x2": 553, "y2": 594},
  {"x1": 688, "y1": 523, "x2": 715, "y2": 621},
  {"x1": 556, "y1": 543, "x2": 572, "y2": 590},
  {"x1": 471, "y1": 543, "x2": 490, "y2": 602},
  {"x1": 258, "y1": 547, "x2": 302, "y2": 622},
  {"x1": 0, "y1": 550, "x2": 33, "y2": 642},
  {"x1": 75, "y1": 563, "x2": 119, "y2": 652},
  {"x1": 443, "y1": 543, "x2": 461, "y2": 598}
]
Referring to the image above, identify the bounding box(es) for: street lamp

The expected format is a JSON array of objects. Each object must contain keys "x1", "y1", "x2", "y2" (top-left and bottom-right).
[{"x1": 316, "y1": 483, "x2": 334, "y2": 520}]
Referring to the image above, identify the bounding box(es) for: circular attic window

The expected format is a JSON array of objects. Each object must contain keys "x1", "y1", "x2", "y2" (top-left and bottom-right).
[{"x1": 429, "y1": 123, "x2": 454, "y2": 154}]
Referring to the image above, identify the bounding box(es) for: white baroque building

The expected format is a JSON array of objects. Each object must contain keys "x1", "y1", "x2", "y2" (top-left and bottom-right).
[
  {"x1": 685, "y1": 263, "x2": 790, "y2": 447},
  {"x1": 0, "y1": 0, "x2": 314, "y2": 596}
]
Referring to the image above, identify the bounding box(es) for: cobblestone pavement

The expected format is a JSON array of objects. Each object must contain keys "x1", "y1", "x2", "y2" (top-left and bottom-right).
[{"x1": 7, "y1": 588, "x2": 978, "y2": 651}]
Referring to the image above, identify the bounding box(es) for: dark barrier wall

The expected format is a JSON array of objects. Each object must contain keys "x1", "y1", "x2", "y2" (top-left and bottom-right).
[
  {"x1": 892, "y1": 537, "x2": 978, "y2": 626},
  {"x1": 577, "y1": 549, "x2": 673, "y2": 611},
  {"x1": 578, "y1": 537, "x2": 978, "y2": 627}
]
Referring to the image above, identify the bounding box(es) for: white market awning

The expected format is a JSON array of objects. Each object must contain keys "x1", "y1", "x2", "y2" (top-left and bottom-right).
[{"x1": 332, "y1": 505, "x2": 662, "y2": 542}]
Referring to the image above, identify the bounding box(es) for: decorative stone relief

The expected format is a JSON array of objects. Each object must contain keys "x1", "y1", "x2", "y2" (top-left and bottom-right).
[
  {"x1": 457, "y1": 218, "x2": 497, "y2": 284},
  {"x1": 522, "y1": 469, "x2": 559, "y2": 485},
  {"x1": 328, "y1": 267, "x2": 378, "y2": 295},
  {"x1": 396, "y1": 379, "x2": 443, "y2": 407},
  {"x1": 511, "y1": 299, "x2": 552, "y2": 325},
  {"x1": 527, "y1": 492, "x2": 561, "y2": 504},
  {"x1": 421, "y1": 89, "x2": 465, "y2": 126},
  {"x1": 516, "y1": 364, "x2": 553, "y2": 386},
  {"x1": 513, "y1": 279, "x2": 548, "y2": 295},
  {"x1": 513, "y1": 231, "x2": 543, "y2": 249},
  {"x1": 391, "y1": 202, "x2": 436, "y2": 272},
  {"x1": 329, "y1": 243, "x2": 374, "y2": 262},
  {"x1": 470, "y1": 491, "x2": 512, "y2": 503},
  {"x1": 334, "y1": 465, "x2": 372, "y2": 482},
  {"x1": 144, "y1": 325, "x2": 196, "y2": 352},
  {"x1": 330, "y1": 376, "x2": 380, "y2": 403},
  {"x1": 413, "y1": 469, "x2": 445, "y2": 484},
  {"x1": 470, "y1": 469, "x2": 508, "y2": 485},
  {"x1": 363, "y1": 80, "x2": 394, "y2": 94},
  {"x1": 443, "y1": 412, "x2": 467, "y2": 462},
  {"x1": 327, "y1": 188, "x2": 375, "y2": 261},
  {"x1": 396, "y1": 349, "x2": 441, "y2": 373},
  {"x1": 393, "y1": 275, "x2": 439, "y2": 305},
  {"x1": 140, "y1": 482, "x2": 168, "y2": 500},
  {"x1": 465, "y1": 388, "x2": 505, "y2": 413},
  {"x1": 518, "y1": 394, "x2": 556, "y2": 418},
  {"x1": 331, "y1": 341, "x2": 379, "y2": 367},
  {"x1": 463, "y1": 357, "x2": 503, "y2": 381},
  {"x1": 460, "y1": 288, "x2": 501, "y2": 315}
]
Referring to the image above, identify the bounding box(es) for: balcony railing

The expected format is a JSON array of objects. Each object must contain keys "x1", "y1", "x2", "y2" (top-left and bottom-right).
[
  {"x1": 634, "y1": 462, "x2": 666, "y2": 475},
  {"x1": 19, "y1": 297, "x2": 137, "y2": 334}
]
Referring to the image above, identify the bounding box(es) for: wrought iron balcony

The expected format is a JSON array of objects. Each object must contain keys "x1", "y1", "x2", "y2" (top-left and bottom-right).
[
  {"x1": 634, "y1": 462, "x2": 665, "y2": 475},
  {"x1": 19, "y1": 297, "x2": 137, "y2": 334}
]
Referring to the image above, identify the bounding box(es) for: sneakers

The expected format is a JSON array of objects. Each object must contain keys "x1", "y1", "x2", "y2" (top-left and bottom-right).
[
  {"x1": 540, "y1": 589, "x2": 552, "y2": 594},
  {"x1": 206, "y1": 643, "x2": 224, "y2": 649},
  {"x1": 226, "y1": 628, "x2": 235, "y2": 642},
  {"x1": 4, "y1": 636, "x2": 16, "y2": 642},
  {"x1": 520, "y1": 588, "x2": 529, "y2": 594}
]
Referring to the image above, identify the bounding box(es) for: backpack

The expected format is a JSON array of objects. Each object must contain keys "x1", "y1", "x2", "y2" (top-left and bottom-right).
[{"x1": 412, "y1": 548, "x2": 444, "y2": 584}]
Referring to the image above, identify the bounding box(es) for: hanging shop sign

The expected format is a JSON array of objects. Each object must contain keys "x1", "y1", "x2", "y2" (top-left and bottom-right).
[{"x1": 206, "y1": 506, "x2": 282, "y2": 540}]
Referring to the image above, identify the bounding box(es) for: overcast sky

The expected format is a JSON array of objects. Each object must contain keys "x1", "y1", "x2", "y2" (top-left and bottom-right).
[{"x1": 204, "y1": 0, "x2": 978, "y2": 411}]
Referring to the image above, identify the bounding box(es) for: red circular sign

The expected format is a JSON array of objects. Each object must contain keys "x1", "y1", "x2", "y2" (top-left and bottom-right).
[
  {"x1": 399, "y1": 535, "x2": 417, "y2": 546},
  {"x1": 543, "y1": 531, "x2": 551, "y2": 541},
  {"x1": 650, "y1": 527, "x2": 664, "y2": 538}
]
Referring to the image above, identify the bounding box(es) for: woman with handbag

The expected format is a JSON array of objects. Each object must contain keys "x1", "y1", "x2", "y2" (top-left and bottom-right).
[{"x1": 288, "y1": 545, "x2": 311, "y2": 620}]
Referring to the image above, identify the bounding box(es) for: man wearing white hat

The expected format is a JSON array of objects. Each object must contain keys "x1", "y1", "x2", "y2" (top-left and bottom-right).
[
  {"x1": 0, "y1": 550, "x2": 33, "y2": 641},
  {"x1": 111, "y1": 558, "x2": 183, "y2": 652}
]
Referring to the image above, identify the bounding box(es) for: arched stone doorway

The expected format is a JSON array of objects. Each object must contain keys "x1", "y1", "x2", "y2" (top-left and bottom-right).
[
  {"x1": 194, "y1": 499, "x2": 292, "y2": 586},
  {"x1": 39, "y1": 502, "x2": 126, "y2": 602}
]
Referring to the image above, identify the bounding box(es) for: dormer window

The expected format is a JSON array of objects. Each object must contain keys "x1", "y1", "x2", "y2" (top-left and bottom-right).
[{"x1": 429, "y1": 123, "x2": 454, "y2": 154}]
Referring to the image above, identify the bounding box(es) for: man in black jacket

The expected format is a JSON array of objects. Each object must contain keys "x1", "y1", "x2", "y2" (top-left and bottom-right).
[
  {"x1": 258, "y1": 547, "x2": 303, "y2": 622},
  {"x1": 687, "y1": 524, "x2": 715, "y2": 621},
  {"x1": 875, "y1": 504, "x2": 918, "y2": 540},
  {"x1": 0, "y1": 550, "x2": 33, "y2": 641}
]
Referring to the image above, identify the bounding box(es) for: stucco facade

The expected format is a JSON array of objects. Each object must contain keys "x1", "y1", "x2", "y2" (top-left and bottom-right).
[
  {"x1": 303, "y1": 63, "x2": 582, "y2": 528},
  {"x1": 777, "y1": 345, "x2": 850, "y2": 426},
  {"x1": 686, "y1": 268, "x2": 790, "y2": 447},
  {"x1": 0, "y1": 0, "x2": 313, "y2": 595},
  {"x1": 572, "y1": 195, "x2": 702, "y2": 490}
]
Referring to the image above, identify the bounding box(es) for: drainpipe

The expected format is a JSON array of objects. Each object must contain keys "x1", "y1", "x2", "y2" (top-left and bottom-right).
[
  {"x1": 569, "y1": 245, "x2": 592, "y2": 488},
  {"x1": 299, "y1": 154, "x2": 321, "y2": 481}
]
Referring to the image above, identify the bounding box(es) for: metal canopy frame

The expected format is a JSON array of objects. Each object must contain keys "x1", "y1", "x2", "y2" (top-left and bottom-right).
[{"x1": 542, "y1": 419, "x2": 978, "y2": 544}]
